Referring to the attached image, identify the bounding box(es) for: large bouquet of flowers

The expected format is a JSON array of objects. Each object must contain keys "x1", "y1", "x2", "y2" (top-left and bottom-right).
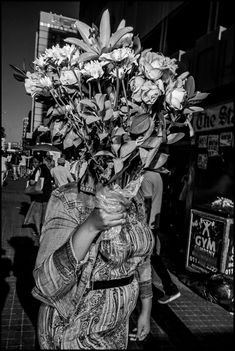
[{"x1": 11, "y1": 9, "x2": 208, "y2": 197}]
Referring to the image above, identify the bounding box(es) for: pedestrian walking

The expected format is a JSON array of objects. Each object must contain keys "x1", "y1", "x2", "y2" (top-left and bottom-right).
[
  {"x1": 140, "y1": 169, "x2": 181, "y2": 304},
  {"x1": 1, "y1": 150, "x2": 8, "y2": 186},
  {"x1": 10, "y1": 151, "x2": 21, "y2": 180},
  {"x1": 19, "y1": 152, "x2": 28, "y2": 178},
  {"x1": 61, "y1": 153, "x2": 71, "y2": 171},
  {"x1": 24, "y1": 155, "x2": 54, "y2": 237},
  {"x1": 50, "y1": 157, "x2": 74, "y2": 188}
]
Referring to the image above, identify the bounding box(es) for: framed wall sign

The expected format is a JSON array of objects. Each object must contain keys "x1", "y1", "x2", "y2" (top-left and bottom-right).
[
  {"x1": 197, "y1": 153, "x2": 208, "y2": 169},
  {"x1": 207, "y1": 134, "x2": 219, "y2": 156},
  {"x1": 186, "y1": 209, "x2": 233, "y2": 275},
  {"x1": 198, "y1": 135, "x2": 208, "y2": 148},
  {"x1": 219, "y1": 131, "x2": 233, "y2": 147}
]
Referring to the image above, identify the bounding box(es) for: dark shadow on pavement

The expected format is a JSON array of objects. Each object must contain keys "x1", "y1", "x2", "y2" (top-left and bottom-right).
[
  {"x1": 8, "y1": 236, "x2": 41, "y2": 330},
  {"x1": 19, "y1": 201, "x2": 30, "y2": 217},
  {"x1": 0, "y1": 248, "x2": 12, "y2": 312}
]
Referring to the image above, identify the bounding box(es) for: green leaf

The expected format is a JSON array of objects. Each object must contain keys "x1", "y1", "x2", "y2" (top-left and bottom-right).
[
  {"x1": 74, "y1": 20, "x2": 93, "y2": 46},
  {"x1": 9, "y1": 64, "x2": 27, "y2": 76},
  {"x1": 185, "y1": 76, "x2": 195, "y2": 98},
  {"x1": 153, "y1": 153, "x2": 169, "y2": 169},
  {"x1": 140, "y1": 136, "x2": 162, "y2": 149},
  {"x1": 63, "y1": 129, "x2": 78, "y2": 149},
  {"x1": 13, "y1": 73, "x2": 26, "y2": 82},
  {"x1": 139, "y1": 147, "x2": 149, "y2": 165},
  {"x1": 64, "y1": 37, "x2": 94, "y2": 53},
  {"x1": 111, "y1": 135, "x2": 122, "y2": 156},
  {"x1": 104, "y1": 100, "x2": 112, "y2": 109},
  {"x1": 167, "y1": 132, "x2": 185, "y2": 144},
  {"x1": 77, "y1": 52, "x2": 98, "y2": 63},
  {"x1": 95, "y1": 93, "x2": 106, "y2": 111},
  {"x1": 46, "y1": 106, "x2": 54, "y2": 117},
  {"x1": 98, "y1": 131, "x2": 108, "y2": 141},
  {"x1": 52, "y1": 106, "x2": 67, "y2": 116},
  {"x1": 108, "y1": 27, "x2": 133, "y2": 48},
  {"x1": 94, "y1": 150, "x2": 114, "y2": 157},
  {"x1": 113, "y1": 158, "x2": 123, "y2": 174},
  {"x1": 99, "y1": 9, "x2": 111, "y2": 48},
  {"x1": 111, "y1": 142, "x2": 121, "y2": 156},
  {"x1": 156, "y1": 166, "x2": 170, "y2": 174},
  {"x1": 73, "y1": 136, "x2": 83, "y2": 147},
  {"x1": 113, "y1": 127, "x2": 126, "y2": 136},
  {"x1": 85, "y1": 115, "x2": 101, "y2": 124},
  {"x1": 144, "y1": 141, "x2": 162, "y2": 168},
  {"x1": 188, "y1": 92, "x2": 209, "y2": 102},
  {"x1": 80, "y1": 99, "x2": 97, "y2": 109},
  {"x1": 183, "y1": 108, "x2": 193, "y2": 114},
  {"x1": 130, "y1": 113, "x2": 151, "y2": 135},
  {"x1": 116, "y1": 19, "x2": 126, "y2": 31},
  {"x1": 183, "y1": 106, "x2": 204, "y2": 114},
  {"x1": 107, "y1": 151, "x2": 139, "y2": 184},
  {"x1": 120, "y1": 140, "x2": 137, "y2": 159},
  {"x1": 133, "y1": 35, "x2": 142, "y2": 54},
  {"x1": 104, "y1": 109, "x2": 113, "y2": 121},
  {"x1": 177, "y1": 71, "x2": 189, "y2": 81},
  {"x1": 78, "y1": 161, "x2": 88, "y2": 179},
  {"x1": 136, "y1": 119, "x2": 155, "y2": 145},
  {"x1": 188, "y1": 106, "x2": 204, "y2": 112}
]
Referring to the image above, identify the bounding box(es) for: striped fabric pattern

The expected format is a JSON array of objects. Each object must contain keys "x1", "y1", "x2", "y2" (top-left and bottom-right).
[{"x1": 33, "y1": 184, "x2": 154, "y2": 349}]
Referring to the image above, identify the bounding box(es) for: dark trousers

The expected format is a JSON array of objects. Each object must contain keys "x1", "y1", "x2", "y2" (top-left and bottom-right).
[{"x1": 152, "y1": 254, "x2": 179, "y2": 295}]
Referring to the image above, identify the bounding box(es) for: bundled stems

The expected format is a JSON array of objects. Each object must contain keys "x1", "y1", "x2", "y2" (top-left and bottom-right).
[
  {"x1": 88, "y1": 82, "x2": 92, "y2": 99},
  {"x1": 97, "y1": 79, "x2": 102, "y2": 94},
  {"x1": 121, "y1": 78, "x2": 130, "y2": 117},
  {"x1": 114, "y1": 66, "x2": 120, "y2": 110}
]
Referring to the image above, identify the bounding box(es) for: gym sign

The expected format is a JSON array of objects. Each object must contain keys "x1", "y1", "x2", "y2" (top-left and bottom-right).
[{"x1": 192, "y1": 101, "x2": 234, "y2": 132}]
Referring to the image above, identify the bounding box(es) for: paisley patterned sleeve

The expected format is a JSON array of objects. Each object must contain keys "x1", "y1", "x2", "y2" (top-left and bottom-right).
[{"x1": 32, "y1": 189, "x2": 94, "y2": 319}]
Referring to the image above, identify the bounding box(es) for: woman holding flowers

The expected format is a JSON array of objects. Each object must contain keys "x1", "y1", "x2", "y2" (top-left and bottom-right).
[
  {"x1": 11, "y1": 8, "x2": 208, "y2": 349},
  {"x1": 33, "y1": 173, "x2": 154, "y2": 349}
]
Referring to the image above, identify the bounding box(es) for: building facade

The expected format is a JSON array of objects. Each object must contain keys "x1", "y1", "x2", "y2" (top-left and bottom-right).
[{"x1": 30, "y1": 11, "x2": 79, "y2": 140}]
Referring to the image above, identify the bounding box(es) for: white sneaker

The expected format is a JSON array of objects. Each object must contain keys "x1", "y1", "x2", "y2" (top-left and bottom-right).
[{"x1": 157, "y1": 291, "x2": 181, "y2": 304}]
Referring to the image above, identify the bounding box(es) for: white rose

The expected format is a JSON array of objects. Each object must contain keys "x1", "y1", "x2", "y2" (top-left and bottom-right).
[
  {"x1": 165, "y1": 87, "x2": 186, "y2": 110},
  {"x1": 60, "y1": 70, "x2": 78, "y2": 85},
  {"x1": 81, "y1": 61, "x2": 105, "y2": 81}
]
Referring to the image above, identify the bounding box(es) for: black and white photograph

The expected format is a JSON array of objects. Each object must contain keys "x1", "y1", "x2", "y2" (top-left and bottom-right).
[{"x1": 1, "y1": 1, "x2": 234, "y2": 350}]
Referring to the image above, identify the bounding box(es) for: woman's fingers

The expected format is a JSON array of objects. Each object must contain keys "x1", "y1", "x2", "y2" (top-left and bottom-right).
[
  {"x1": 99, "y1": 209, "x2": 127, "y2": 223},
  {"x1": 92, "y1": 208, "x2": 127, "y2": 230}
]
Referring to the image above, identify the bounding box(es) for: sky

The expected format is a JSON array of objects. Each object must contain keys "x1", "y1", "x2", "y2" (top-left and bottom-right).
[{"x1": 1, "y1": 1, "x2": 81, "y2": 143}]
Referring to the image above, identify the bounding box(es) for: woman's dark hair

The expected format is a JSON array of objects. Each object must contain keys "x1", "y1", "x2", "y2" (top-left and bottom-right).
[{"x1": 33, "y1": 155, "x2": 43, "y2": 163}]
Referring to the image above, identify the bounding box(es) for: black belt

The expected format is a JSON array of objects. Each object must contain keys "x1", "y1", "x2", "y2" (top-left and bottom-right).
[{"x1": 89, "y1": 275, "x2": 134, "y2": 290}]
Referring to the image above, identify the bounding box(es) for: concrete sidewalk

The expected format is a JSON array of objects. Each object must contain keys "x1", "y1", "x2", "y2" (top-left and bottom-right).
[{"x1": 1, "y1": 177, "x2": 233, "y2": 350}]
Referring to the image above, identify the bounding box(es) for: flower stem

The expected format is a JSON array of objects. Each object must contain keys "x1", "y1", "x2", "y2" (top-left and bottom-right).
[
  {"x1": 88, "y1": 81, "x2": 92, "y2": 99},
  {"x1": 114, "y1": 67, "x2": 120, "y2": 110},
  {"x1": 121, "y1": 79, "x2": 130, "y2": 117},
  {"x1": 50, "y1": 89, "x2": 63, "y2": 109},
  {"x1": 97, "y1": 79, "x2": 102, "y2": 94}
]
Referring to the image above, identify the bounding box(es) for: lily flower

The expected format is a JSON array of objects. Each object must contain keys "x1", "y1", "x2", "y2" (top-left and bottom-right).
[{"x1": 64, "y1": 9, "x2": 134, "y2": 63}]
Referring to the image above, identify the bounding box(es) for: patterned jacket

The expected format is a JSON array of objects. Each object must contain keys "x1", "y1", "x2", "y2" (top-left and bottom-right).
[{"x1": 32, "y1": 181, "x2": 154, "y2": 324}]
